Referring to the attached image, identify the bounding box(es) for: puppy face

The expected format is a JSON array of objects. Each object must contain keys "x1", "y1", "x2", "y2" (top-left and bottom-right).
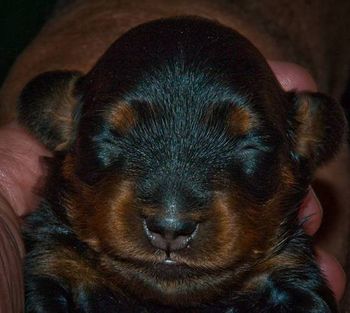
[{"x1": 18, "y1": 17, "x2": 346, "y2": 305}]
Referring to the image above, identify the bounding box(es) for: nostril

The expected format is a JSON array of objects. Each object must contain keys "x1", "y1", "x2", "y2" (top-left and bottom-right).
[
  {"x1": 143, "y1": 217, "x2": 198, "y2": 251},
  {"x1": 178, "y1": 221, "x2": 198, "y2": 236},
  {"x1": 145, "y1": 218, "x2": 166, "y2": 236}
]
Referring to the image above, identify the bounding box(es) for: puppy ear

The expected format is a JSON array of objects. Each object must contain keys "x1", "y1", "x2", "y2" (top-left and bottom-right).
[
  {"x1": 288, "y1": 91, "x2": 347, "y2": 170},
  {"x1": 17, "y1": 71, "x2": 83, "y2": 151}
]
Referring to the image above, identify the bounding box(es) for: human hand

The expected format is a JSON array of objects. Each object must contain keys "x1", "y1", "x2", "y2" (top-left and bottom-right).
[
  {"x1": 0, "y1": 62, "x2": 345, "y2": 313},
  {"x1": 0, "y1": 123, "x2": 51, "y2": 312},
  {"x1": 269, "y1": 61, "x2": 346, "y2": 302}
]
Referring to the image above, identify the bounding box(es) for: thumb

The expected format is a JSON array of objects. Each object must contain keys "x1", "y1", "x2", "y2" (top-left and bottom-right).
[{"x1": 0, "y1": 122, "x2": 51, "y2": 217}]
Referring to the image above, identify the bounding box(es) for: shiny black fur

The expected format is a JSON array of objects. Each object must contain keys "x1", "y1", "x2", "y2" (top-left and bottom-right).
[{"x1": 19, "y1": 17, "x2": 345, "y2": 313}]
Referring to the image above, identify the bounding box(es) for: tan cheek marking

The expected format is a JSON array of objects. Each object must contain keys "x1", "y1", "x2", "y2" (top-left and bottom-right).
[
  {"x1": 108, "y1": 101, "x2": 137, "y2": 134},
  {"x1": 86, "y1": 179, "x2": 158, "y2": 262},
  {"x1": 211, "y1": 193, "x2": 239, "y2": 254},
  {"x1": 209, "y1": 172, "x2": 297, "y2": 265},
  {"x1": 187, "y1": 192, "x2": 246, "y2": 269},
  {"x1": 228, "y1": 106, "x2": 256, "y2": 136},
  {"x1": 213, "y1": 192, "x2": 270, "y2": 258},
  {"x1": 61, "y1": 156, "x2": 154, "y2": 261},
  {"x1": 96, "y1": 181, "x2": 138, "y2": 251},
  {"x1": 61, "y1": 153, "x2": 296, "y2": 273},
  {"x1": 239, "y1": 166, "x2": 301, "y2": 292}
]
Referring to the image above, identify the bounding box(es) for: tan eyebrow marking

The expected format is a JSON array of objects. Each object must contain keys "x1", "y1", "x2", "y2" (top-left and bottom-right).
[
  {"x1": 107, "y1": 101, "x2": 138, "y2": 134},
  {"x1": 227, "y1": 106, "x2": 256, "y2": 135}
]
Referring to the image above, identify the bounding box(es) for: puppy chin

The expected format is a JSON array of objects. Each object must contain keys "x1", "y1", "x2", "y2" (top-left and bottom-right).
[
  {"x1": 107, "y1": 256, "x2": 234, "y2": 306},
  {"x1": 127, "y1": 271, "x2": 230, "y2": 306}
]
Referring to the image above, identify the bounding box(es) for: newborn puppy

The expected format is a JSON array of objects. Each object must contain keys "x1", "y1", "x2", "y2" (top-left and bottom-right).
[{"x1": 18, "y1": 17, "x2": 346, "y2": 313}]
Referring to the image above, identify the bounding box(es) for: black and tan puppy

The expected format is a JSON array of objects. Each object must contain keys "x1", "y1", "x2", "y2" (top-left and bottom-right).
[{"x1": 18, "y1": 16, "x2": 346, "y2": 313}]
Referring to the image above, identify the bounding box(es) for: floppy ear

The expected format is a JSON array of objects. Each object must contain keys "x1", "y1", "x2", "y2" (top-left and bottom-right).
[
  {"x1": 288, "y1": 91, "x2": 347, "y2": 171},
  {"x1": 17, "y1": 71, "x2": 83, "y2": 151}
]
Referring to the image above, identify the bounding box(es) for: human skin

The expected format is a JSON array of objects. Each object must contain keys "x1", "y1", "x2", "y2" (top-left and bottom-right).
[{"x1": 0, "y1": 62, "x2": 346, "y2": 312}]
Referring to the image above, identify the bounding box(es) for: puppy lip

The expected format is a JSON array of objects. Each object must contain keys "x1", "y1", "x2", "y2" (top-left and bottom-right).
[
  {"x1": 126, "y1": 253, "x2": 192, "y2": 271},
  {"x1": 163, "y1": 258, "x2": 177, "y2": 265},
  {"x1": 147, "y1": 260, "x2": 197, "y2": 278}
]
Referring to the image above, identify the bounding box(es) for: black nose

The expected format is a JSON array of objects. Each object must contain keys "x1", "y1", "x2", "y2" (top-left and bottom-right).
[{"x1": 144, "y1": 217, "x2": 198, "y2": 252}]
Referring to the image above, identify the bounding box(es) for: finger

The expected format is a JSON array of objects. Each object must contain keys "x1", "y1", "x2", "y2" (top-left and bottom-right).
[
  {"x1": 268, "y1": 62, "x2": 346, "y2": 301},
  {"x1": 316, "y1": 247, "x2": 346, "y2": 303},
  {"x1": 298, "y1": 188, "x2": 323, "y2": 236},
  {"x1": 268, "y1": 63, "x2": 322, "y2": 234},
  {"x1": 268, "y1": 61, "x2": 317, "y2": 92},
  {"x1": 0, "y1": 122, "x2": 51, "y2": 216}
]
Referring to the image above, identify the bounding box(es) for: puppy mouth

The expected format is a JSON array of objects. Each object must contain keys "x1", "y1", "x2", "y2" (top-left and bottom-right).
[
  {"x1": 147, "y1": 260, "x2": 197, "y2": 279},
  {"x1": 110, "y1": 251, "x2": 226, "y2": 283},
  {"x1": 122, "y1": 254, "x2": 200, "y2": 278},
  {"x1": 112, "y1": 255, "x2": 234, "y2": 305},
  {"x1": 163, "y1": 257, "x2": 177, "y2": 265}
]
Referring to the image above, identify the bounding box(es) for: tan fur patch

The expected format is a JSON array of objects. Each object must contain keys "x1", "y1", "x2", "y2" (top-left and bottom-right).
[
  {"x1": 228, "y1": 106, "x2": 256, "y2": 136},
  {"x1": 60, "y1": 150, "x2": 301, "y2": 304},
  {"x1": 108, "y1": 101, "x2": 137, "y2": 134}
]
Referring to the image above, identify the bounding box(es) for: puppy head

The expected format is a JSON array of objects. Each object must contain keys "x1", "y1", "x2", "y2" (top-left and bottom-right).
[{"x1": 18, "y1": 17, "x2": 346, "y2": 305}]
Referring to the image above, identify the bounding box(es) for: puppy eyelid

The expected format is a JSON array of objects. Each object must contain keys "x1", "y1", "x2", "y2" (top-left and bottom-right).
[
  {"x1": 240, "y1": 144, "x2": 271, "y2": 153},
  {"x1": 239, "y1": 133, "x2": 280, "y2": 153}
]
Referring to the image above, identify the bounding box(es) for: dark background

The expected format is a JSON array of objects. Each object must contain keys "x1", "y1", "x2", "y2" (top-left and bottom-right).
[
  {"x1": 0, "y1": 0, "x2": 349, "y2": 121},
  {"x1": 0, "y1": 0, "x2": 57, "y2": 85}
]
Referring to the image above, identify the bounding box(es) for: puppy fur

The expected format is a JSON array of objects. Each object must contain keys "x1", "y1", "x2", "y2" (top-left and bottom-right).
[{"x1": 18, "y1": 17, "x2": 346, "y2": 313}]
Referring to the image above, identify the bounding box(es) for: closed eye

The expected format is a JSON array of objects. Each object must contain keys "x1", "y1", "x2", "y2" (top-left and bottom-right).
[
  {"x1": 239, "y1": 142, "x2": 275, "y2": 156},
  {"x1": 238, "y1": 133, "x2": 281, "y2": 155}
]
